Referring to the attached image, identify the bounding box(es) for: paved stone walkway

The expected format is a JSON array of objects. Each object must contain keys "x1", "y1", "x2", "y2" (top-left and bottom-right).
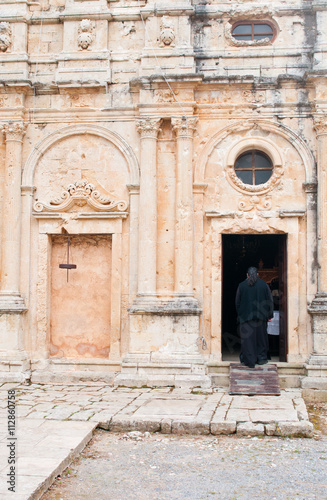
[{"x1": 0, "y1": 382, "x2": 314, "y2": 499}]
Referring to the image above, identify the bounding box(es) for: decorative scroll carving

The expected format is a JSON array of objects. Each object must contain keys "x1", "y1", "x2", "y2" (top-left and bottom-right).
[
  {"x1": 238, "y1": 196, "x2": 272, "y2": 212},
  {"x1": 77, "y1": 19, "x2": 94, "y2": 50},
  {"x1": 172, "y1": 117, "x2": 198, "y2": 137},
  {"x1": 0, "y1": 22, "x2": 12, "y2": 52},
  {"x1": 34, "y1": 180, "x2": 128, "y2": 213},
  {"x1": 314, "y1": 116, "x2": 327, "y2": 136},
  {"x1": 2, "y1": 121, "x2": 26, "y2": 141},
  {"x1": 136, "y1": 118, "x2": 162, "y2": 138},
  {"x1": 159, "y1": 16, "x2": 175, "y2": 46}
]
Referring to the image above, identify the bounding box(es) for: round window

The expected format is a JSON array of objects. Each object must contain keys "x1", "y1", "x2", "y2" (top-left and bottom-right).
[{"x1": 234, "y1": 150, "x2": 273, "y2": 186}]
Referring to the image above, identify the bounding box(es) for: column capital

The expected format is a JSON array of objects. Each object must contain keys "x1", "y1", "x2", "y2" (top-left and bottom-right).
[
  {"x1": 2, "y1": 121, "x2": 26, "y2": 142},
  {"x1": 303, "y1": 182, "x2": 317, "y2": 194},
  {"x1": 314, "y1": 115, "x2": 327, "y2": 136},
  {"x1": 21, "y1": 185, "x2": 37, "y2": 196},
  {"x1": 172, "y1": 116, "x2": 198, "y2": 138},
  {"x1": 136, "y1": 117, "x2": 162, "y2": 139}
]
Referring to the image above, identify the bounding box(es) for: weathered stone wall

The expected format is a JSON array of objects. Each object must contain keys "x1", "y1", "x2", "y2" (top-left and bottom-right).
[{"x1": 0, "y1": 0, "x2": 325, "y2": 386}]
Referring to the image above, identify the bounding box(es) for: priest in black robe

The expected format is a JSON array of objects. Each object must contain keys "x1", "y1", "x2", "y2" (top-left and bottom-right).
[{"x1": 235, "y1": 267, "x2": 274, "y2": 368}]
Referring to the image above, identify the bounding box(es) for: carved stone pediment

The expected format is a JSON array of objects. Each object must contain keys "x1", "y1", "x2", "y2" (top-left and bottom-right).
[{"x1": 34, "y1": 180, "x2": 128, "y2": 213}]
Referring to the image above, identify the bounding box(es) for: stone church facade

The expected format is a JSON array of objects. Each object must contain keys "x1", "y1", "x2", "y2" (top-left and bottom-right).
[{"x1": 0, "y1": 0, "x2": 326, "y2": 392}]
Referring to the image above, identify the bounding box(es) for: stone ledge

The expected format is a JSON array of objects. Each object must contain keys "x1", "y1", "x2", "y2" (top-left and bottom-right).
[
  {"x1": 101, "y1": 417, "x2": 314, "y2": 438},
  {"x1": 274, "y1": 421, "x2": 314, "y2": 438},
  {"x1": 114, "y1": 373, "x2": 211, "y2": 389},
  {"x1": 302, "y1": 389, "x2": 327, "y2": 402},
  {"x1": 237, "y1": 422, "x2": 265, "y2": 436},
  {"x1": 301, "y1": 376, "x2": 327, "y2": 390},
  {"x1": 129, "y1": 297, "x2": 202, "y2": 315},
  {"x1": 31, "y1": 370, "x2": 116, "y2": 385}
]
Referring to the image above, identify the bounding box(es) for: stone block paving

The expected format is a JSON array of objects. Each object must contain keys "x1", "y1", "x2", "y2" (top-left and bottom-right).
[{"x1": 0, "y1": 382, "x2": 314, "y2": 499}]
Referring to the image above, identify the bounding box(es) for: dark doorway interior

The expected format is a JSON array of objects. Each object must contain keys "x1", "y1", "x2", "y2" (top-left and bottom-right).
[{"x1": 222, "y1": 234, "x2": 287, "y2": 362}]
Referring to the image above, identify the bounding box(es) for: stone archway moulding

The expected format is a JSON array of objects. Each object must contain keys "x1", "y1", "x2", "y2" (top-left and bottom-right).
[
  {"x1": 22, "y1": 124, "x2": 140, "y2": 187},
  {"x1": 194, "y1": 120, "x2": 315, "y2": 185}
]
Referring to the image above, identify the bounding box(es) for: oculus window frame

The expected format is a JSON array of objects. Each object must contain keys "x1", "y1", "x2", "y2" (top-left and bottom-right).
[
  {"x1": 231, "y1": 21, "x2": 276, "y2": 43},
  {"x1": 234, "y1": 150, "x2": 274, "y2": 186}
]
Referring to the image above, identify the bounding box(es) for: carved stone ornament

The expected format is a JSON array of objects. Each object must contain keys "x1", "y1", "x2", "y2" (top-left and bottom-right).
[
  {"x1": 0, "y1": 22, "x2": 12, "y2": 52},
  {"x1": 159, "y1": 16, "x2": 175, "y2": 46},
  {"x1": 238, "y1": 196, "x2": 272, "y2": 212},
  {"x1": 172, "y1": 117, "x2": 198, "y2": 137},
  {"x1": 314, "y1": 116, "x2": 327, "y2": 136},
  {"x1": 34, "y1": 180, "x2": 128, "y2": 213},
  {"x1": 226, "y1": 163, "x2": 283, "y2": 195},
  {"x1": 155, "y1": 89, "x2": 179, "y2": 103},
  {"x1": 136, "y1": 118, "x2": 162, "y2": 138},
  {"x1": 77, "y1": 19, "x2": 94, "y2": 50},
  {"x1": 2, "y1": 121, "x2": 26, "y2": 141}
]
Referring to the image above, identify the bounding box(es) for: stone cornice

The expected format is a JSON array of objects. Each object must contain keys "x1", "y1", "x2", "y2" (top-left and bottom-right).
[
  {"x1": 194, "y1": 2, "x2": 313, "y2": 18},
  {"x1": 32, "y1": 212, "x2": 128, "y2": 220}
]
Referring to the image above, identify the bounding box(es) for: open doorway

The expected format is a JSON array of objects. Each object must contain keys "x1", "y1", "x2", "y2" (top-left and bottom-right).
[{"x1": 222, "y1": 234, "x2": 287, "y2": 362}]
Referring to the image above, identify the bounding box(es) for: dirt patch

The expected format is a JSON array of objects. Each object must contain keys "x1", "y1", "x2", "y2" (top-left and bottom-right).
[{"x1": 42, "y1": 429, "x2": 327, "y2": 500}]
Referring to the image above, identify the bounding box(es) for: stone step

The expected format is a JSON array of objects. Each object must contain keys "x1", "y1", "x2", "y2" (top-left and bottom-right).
[{"x1": 208, "y1": 362, "x2": 305, "y2": 388}]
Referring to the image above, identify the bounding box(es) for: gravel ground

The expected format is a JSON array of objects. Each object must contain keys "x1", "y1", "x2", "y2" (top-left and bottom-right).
[{"x1": 42, "y1": 402, "x2": 327, "y2": 500}]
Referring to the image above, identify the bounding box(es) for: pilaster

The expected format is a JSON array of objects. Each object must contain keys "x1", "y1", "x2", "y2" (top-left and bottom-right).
[
  {"x1": 172, "y1": 116, "x2": 198, "y2": 298},
  {"x1": 306, "y1": 116, "x2": 327, "y2": 386},
  {"x1": 0, "y1": 122, "x2": 29, "y2": 381},
  {"x1": 0, "y1": 122, "x2": 26, "y2": 312},
  {"x1": 135, "y1": 117, "x2": 161, "y2": 299}
]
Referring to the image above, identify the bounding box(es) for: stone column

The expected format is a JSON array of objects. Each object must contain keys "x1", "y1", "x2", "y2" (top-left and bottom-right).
[
  {"x1": 306, "y1": 116, "x2": 327, "y2": 385},
  {"x1": 172, "y1": 116, "x2": 198, "y2": 296},
  {"x1": 0, "y1": 121, "x2": 26, "y2": 310},
  {"x1": 135, "y1": 117, "x2": 161, "y2": 299}
]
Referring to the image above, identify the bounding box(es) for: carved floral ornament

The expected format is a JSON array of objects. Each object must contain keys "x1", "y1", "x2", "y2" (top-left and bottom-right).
[
  {"x1": 2, "y1": 121, "x2": 26, "y2": 141},
  {"x1": 33, "y1": 180, "x2": 128, "y2": 213},
  {"x1": 172, "y1": 117, "x2": 198, "y2": 137},
  {"x1": 136, "y1": 118, "x2": 162, "y2": 138},
  {"x1": 227, "y1": 163, "x2": 283, "y2": 195}
]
